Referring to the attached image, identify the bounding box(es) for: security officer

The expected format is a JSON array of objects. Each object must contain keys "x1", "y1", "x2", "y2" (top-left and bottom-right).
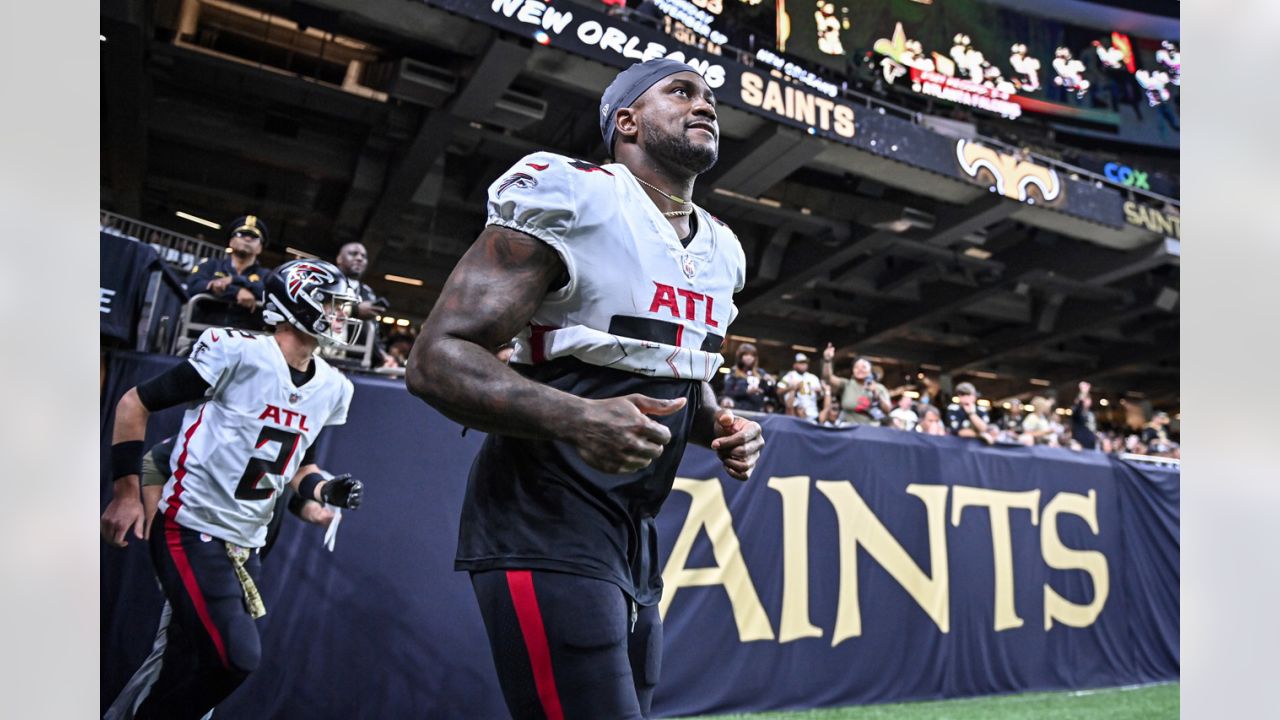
[{"x1": 185, "y1": 215, "x2": 269, "y2": 330}]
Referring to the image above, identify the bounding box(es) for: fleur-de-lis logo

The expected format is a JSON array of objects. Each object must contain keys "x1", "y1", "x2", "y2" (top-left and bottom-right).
[{"x1": 955, "y1": 139, "x2": 1061, "y2": 203}]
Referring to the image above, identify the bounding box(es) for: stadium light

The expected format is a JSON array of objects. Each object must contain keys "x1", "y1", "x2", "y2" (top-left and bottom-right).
[
  {"x1": 385, "y1": 274, "x2": 424, "y2": 286},
  {"x1": 1030, "y1": 378, "x2": 1051, "y2": 386},
  {"x1": 175, "y1": 210, "x2": 221, "y2": 229}
]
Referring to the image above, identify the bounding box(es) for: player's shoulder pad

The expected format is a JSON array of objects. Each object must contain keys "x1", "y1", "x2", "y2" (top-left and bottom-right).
[
  {"x1": 510, "y1": 151, "x2": 614, "y2": 180},
  {"x1": 201, "y1": 327, "x2": 261, "y2": 349}
]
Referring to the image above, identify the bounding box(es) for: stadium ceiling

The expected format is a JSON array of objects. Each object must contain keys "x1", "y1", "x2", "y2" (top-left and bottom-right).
[{"x1": 100, "y1": 0, "x2": 1179, "y2": 408}]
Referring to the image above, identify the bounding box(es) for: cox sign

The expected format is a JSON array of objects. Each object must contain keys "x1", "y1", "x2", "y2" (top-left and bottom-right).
[{"x1": 1104, "y1": 162, "x2": 1150, "y2": 190}]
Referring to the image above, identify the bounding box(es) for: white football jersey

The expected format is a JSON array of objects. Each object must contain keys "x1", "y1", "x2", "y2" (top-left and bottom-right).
[
  {"x1": 487, "y1": 152, "x2": 746, "y2": 381},
  {"x1": 159, "y1": 328, "x2": 354, "y2": 547}
]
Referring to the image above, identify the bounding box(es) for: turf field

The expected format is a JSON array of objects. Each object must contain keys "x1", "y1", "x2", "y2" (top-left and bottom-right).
[{"x1": 671, "y1": 681, "x2": 1178, "y2": 720}]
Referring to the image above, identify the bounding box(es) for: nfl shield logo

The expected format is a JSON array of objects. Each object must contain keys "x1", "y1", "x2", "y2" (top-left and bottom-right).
[
  {"x1": 681, "y1": 254, "x2": 697, "y2": 279},
  {"x1": 289, "y1": 391, "x2": 301, "y2": 404}
]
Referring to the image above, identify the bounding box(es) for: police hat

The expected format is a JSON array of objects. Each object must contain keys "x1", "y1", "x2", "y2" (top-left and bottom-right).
[{"x1": 228, "y1": 215, "x2": 269, "y2": 246}]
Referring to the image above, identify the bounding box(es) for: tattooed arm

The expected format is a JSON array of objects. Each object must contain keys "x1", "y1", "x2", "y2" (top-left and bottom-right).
[{"x1": 406, "y1": 225, "x2": 686, "y2": 475}]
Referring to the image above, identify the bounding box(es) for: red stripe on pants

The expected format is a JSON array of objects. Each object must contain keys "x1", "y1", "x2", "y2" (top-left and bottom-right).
[
  {"x1": 165, "y1": 519, "x2": 231, "y2": 669},
  {"x1": 506, "y1": 571, "x2": 564, "y2": 720}
]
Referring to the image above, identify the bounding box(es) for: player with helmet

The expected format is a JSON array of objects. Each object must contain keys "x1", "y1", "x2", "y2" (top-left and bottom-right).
[
  {"x1": 101, "y1": 259, "x2": 365, "y2": 719},
  {"x1": 407, "y1": 59, "x2": 765, "y2": 719}
]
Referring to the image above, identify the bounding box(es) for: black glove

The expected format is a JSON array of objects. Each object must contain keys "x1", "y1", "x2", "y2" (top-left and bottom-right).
[
  {"x1": 320, "y1": 474, "x2": 364, "y2": 509},
  {"x1": 372, "y1": 296, "x2": 391, "y2": 312}
]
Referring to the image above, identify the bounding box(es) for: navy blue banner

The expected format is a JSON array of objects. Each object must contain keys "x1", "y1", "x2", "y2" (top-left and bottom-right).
[
  {"x1": 101, "y1": 352, "x2": 1177, "y2": 717},
  {"x1": 100, "y1": 232, "x2": 189, "y2": 350}
]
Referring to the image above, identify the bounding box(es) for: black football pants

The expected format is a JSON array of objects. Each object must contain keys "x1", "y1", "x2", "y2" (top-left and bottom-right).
[
  {"x1": 471, "y1": 570, "x2": 663, "y2": 720},
  {"x1": 134, "y1": 512, "x2": 263, "y2": 720}
]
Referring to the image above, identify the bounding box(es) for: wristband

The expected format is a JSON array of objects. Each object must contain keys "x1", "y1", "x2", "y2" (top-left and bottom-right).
[
  {"x1": 286, "y1": 491, "x2": 310, "y2": 517},
  {"x1": 297, "y1": 472, "x2": 326, "y2": 503},
  {"x1": 111, "y1": 440, "x2": 145, "y2": 481}
]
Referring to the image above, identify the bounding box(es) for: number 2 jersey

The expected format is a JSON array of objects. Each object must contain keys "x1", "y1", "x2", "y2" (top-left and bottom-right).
[
  {"x1": 456, "y1": 152, "x2": 746, "y2": 605},
  {"x1": 159, "y1": 328, "x2": 354, "y2": 548}
]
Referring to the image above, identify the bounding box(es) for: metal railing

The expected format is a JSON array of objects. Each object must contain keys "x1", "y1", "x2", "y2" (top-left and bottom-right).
[
  {"x1": 1120, "y1": 453, "x2": 1180, "y2": 467},
  {"x1": 100, "y1": 211, "x2": 226, "y2": 272}
]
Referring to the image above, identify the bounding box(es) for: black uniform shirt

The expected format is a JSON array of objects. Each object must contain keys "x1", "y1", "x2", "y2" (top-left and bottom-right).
[
  {"x1": 184, "y1": 256, "x2": 266, "y2": 330},
  {"x1": 455, "y1": 358, "x2": 703, "y2": 606}
]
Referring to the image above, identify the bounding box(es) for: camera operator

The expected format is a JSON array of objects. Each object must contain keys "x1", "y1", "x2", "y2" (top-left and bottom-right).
[{"x1": 821, "y1": 343, "x2": 892, "y2": 426}]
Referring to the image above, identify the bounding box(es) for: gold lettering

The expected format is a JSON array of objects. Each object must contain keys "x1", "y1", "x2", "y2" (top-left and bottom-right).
[
  {"x1": 1152, "y1": 210, "x2": 1173, "y2": 236},
  {"x1": 1123, "y1": 201, "x2": 1142, "y2": 225},
  {"x1": 660, "y1": 478, "x2": 775, "y2": 641},
  {"x1": 762, "y1": 80, "x2": 786, "y2": 115},
  {"x1": 812, "y1": 96, "x2": 834, "y2": 130},
  {"x1": 951, "y1": 487, "x2": 1041, "y2": 631},
  {"x1": 793, "y1": 90, "x2": 816, "y2": 127},
  {"x1": 740, "y1": 71, "x2": 763, "y2": 106},
  {"x1": 817, "y1": 481, "x2": 950, "y2": 645},
  {"x1": 833, "y1": 104, "x2": 855, "y2": 138},
  {"x1": 1042, "y1": 489, "x2": 1110, "y2": 630},
  {"x1": 766, "y1": 476, "x2": 823, "y2": 643}
]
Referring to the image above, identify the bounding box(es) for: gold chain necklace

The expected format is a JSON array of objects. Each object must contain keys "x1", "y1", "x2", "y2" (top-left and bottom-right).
[
  {"x1": 634, "y1": 175, "x2": 691, "y2": 206},
  {"x1": 662, "y1": 208, "x2": 693, "y2": 217}
]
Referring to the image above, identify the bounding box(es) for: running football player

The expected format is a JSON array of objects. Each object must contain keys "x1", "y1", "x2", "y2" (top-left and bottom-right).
[
  {"x1": 101, "y1": 259, "x2": 365, "y2": 719},
  {"x1": 407, "y1": 59, "x2": 765, "y2": 719}
]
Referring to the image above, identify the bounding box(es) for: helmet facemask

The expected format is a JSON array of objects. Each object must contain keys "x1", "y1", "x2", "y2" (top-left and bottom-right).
[
  {"x1": 263, "y1": 260, "x2": 364, "y2": 348},
  {"x1": 311, "y1": 290, "x2": 362, "y2": 348}
]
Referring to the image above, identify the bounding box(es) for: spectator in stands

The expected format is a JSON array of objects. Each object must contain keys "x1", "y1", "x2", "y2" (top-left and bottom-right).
[
  {"x1": 818, "y1": 381, "x2": 838, "y2": 426},
  {"x1": 184, "y1": 215, "x2": 268, "y2": 331},
  {"x1": 722, "y1": 343, "x2": 775, "y2": 413},
  {"x1": 821, "y1": 343, "x2": 892, "y2": 426},
  {"x1": 945, "y1": 382, "x2": 994, "y2": 442},
  {"x1": 1071, "y1": 381, "x2": 1099, "y2": 451},
  {"x1": 917, "y1": 405, "x2": 946, "y2": 436},
  {"x1": 1022, "y1": 396, "x2": 1059, "y2": 446},
  {"x1": 334, "y1": 242, "x2": 396, "y2": 367},
  {"x1": 996, "y1": 398, "x2": 1029, "y2": 444},
  {"x1": 1142, "y1": 411, "x2": 1178, "y2": 456},
  {"x1": 383, "y1": 331, "x2": 415, "y2": 368},
  {"x1": 777, "y1": 353, "x2": 824, "y2": 423},
  {"x1": 889, "y1": 394, "x2": 919, "y2": 431}
]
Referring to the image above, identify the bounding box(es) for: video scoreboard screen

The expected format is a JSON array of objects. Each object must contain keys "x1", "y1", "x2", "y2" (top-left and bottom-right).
[{"x1": 642, "y1": 0, "x2": 1179, "y2": 127}]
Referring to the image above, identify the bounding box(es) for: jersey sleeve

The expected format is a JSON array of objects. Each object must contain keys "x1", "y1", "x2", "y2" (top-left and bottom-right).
[
  {"x1": 486, "y1": 152, "x2": 577, "y2": 249},
  {"x1": 185, "y1": 327, "x2": 247, "y2": 387},
  {"x1": 324, "y1": 376, "x2": 356, "y2": 427},
  {"x1": 731, "y1": 231, "x2": 747, "y2": 293}
]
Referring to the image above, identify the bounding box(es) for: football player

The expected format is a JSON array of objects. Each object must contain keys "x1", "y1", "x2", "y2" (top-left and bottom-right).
[
  {"x1": 407, "y1": 59, "x2": 765, "y2": 719},
  {"x1": 103, "y1": 437, "x2": 337, "y2": 720},
  {"x1": 101, "y1": 259, "x2": 365, "y2": 719}
]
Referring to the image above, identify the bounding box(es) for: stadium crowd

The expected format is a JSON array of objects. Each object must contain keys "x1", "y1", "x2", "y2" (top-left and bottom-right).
[
  {"x1": 102, "y1": 213, "x2": 1177, "y2": 460},
  {"x1": 714, "y1": 342, "x2": 1178, "y2": 458}
]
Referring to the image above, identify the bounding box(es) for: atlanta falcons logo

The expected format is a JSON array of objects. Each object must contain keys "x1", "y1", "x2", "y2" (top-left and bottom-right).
[
  {"x1": 286, "y1": 263, "x2": 335, "y2": 302},
  {"x1": 496, "y1": 172, "x2": 537, "y2": 197}
]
